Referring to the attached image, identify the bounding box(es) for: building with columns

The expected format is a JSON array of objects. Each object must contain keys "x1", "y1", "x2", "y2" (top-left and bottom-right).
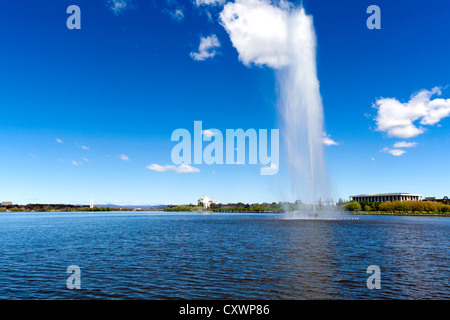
[
  {"x1": 198, "y1": 196, "x2": 219, "y2": 209},
  {"x1": 350, "y1": 193, "x2": 422, "y2": 203}
]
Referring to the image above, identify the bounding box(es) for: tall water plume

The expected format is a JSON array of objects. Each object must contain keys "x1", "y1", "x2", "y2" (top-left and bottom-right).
[
  {"x1": 221, "y1": 1, "x2": 328, "y2": 204},
  {"x1": 277, "y1": 8, "x2": 328, "y2": 204}
]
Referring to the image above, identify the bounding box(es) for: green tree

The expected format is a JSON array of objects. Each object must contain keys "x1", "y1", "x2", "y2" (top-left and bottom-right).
[
  {"x1": 411, "y1": 201, "x2": 426, "y2": 213},
  {"x1": 379, "y1": 201, "x2": 395, "y2": 213},
  {"x1": 346, "y1": 201, "x2": 361, "y2": 212},
  {"x1": 360, "y1": 201, "x2": 369, "y2": 210}
]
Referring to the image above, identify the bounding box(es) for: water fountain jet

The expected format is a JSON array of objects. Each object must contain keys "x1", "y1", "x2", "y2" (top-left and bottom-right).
[{"x1": 221, "y1": 1, "x2": 329, "y2": 208}]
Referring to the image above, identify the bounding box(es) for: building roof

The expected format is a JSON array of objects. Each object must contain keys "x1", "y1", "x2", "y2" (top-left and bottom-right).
[{"x1": 351, "y1": 193, "x2": 422, "y2": 197}]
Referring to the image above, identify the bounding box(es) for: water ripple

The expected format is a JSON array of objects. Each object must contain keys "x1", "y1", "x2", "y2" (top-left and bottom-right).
[{"x1": 0, "y1": 212, "x2": 448, "y2": 299}]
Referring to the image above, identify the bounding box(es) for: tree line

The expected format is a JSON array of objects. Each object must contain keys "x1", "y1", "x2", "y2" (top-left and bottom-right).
[
  {"x1": 164, "y1": 202, "x2": 286, "y2": 213},
  {"x1": 342, "y1": 200, "x2": 450, "y2": 214},
  {"x1": 0, "y1": 204, "x2": 120, "y2": 212}
]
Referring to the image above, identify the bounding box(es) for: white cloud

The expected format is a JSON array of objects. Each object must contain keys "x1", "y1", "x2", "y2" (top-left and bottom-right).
[
  {"x1": 145, "y1": 163, "x2": 200, "y2": 173},
  {"x1": 75, "y1": 142, "x2": 91, "y2": 150},
  {"x1": 381, "y1": 141, "x2": 417, "y2": 157},
  {"x1": 119, "y1": 154, "x2": 130, "y2": 161},
  {"x1": 219, "y1": 0, "x2": 295, "y2": 68},
  {"x1": 170, "y1": 8, "x2": 184, "y2": 21},
  {"x1": 56, "y1": 138, "x2": 63, "y2": 144},
  {"x1": 195, "y1": 0, "x2": 226, "y2": 6},
  {"x1": 72, "y1": 160, "x2": 82, "y2": 166},
  {"x1": 374, "y1": 87, "x2": 450, "y2": 139},
  {"x1": 163, "y1": 0, "x2": 185, "y2": 22},
  {"x1": 323, "y1": 137, "x2": 338, "y2": 146},
  {"x1": 392, "y1": 141, "x2": 417, "y2": 149},
  {"x1": 202, "y1": 129, "x2": 217, "y2": 138},
  {"x1": 322, "y1": 133, "x2": 339, "y2": 146},
  {"x1": 261, "y1": 163, "x2": 278, "y2": 175},
  {"x1": 82, "y1": 158, "x2": 89, "y2": 162},
  {"x1": 190, "y1": 34, "x2": 221, "y2": 61},
  {"x1": 382, "y1": 147, "x2": 406, "y2": 157},
  {"x1": 108, "y1": 0, "x2": 132, "y2": 15}
]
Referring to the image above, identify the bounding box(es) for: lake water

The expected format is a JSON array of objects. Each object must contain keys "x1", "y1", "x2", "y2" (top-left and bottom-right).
[{"x1": 0, "y1": 212, "x2": 448, "y2": 299}]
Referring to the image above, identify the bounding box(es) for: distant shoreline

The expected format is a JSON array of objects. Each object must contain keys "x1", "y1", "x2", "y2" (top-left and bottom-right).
[{"x1": 1, "y1": 210, "x2": 448, "y2": 217}]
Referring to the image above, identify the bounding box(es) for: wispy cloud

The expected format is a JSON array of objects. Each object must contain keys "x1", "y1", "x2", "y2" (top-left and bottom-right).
[
  {"x1": 202, "y1": 129, "x2": 217, "y2": 138},
  {"x1": 261, "y1": 163, "x2": 278, "y2": 175},
  {"x1": 163, "y1": 0, "x2": 185, "y2": 23},
  {"x1": 322, "y1": 133, "x2": 339, "y2": 146},
  {"x1": 107, "y1": 0, "x2": 133, "y2": 15},
  {"x1": 190, "y1": 34, "x2": 220, "y2": 61},
  {"x1": 373, "y1": 87, "x2": 450, "y2": 139},
  {"x1": 56, "y1": 138, "x2": 63, "y2": 144},
  {"x1": 119, "y1": 154, "x2": 130, "y2": 161},
  {"x1": 75, "y1": 142, "x2": 91, "y2": 150},
  {"x1": 146, "y1": 163, "x2": 200, "y2": 173},
  {"x1": 167, "y1": 8, "x2": 184, "y2": 22},
  {"x1": 195, "y1": 0, "x2": 226, "y2": 6},
  {"x1": 382, "y1": 141, "x2": 418, "y2": 157},
  {"x1": 71, "y1": 160, "x2": 82, "y2": 166},
  {"x1": 82, "y1": 158, "x2": 89, "y2": 162},
  {"x1": 392, "y1": 141, "x2": 417, "y2": 149},
  {"x1": 381, "y1": 147, "x2": 406, "y2": 157},
  {"x1": 28, "y1": 153, "x2": 37, "y2": 159}
]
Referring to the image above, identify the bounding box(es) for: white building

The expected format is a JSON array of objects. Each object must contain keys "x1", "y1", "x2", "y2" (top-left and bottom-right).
[
  {"x1": 198, "y1": 197, "x2": 219, "y2": 209},
  {"x1": 351, "y1": 193, "x2": 422, "y2": 202}
]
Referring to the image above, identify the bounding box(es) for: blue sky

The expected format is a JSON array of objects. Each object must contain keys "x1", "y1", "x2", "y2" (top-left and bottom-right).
[{"x1": 0, "y1": 0, "x2": 449, "y2": 205}]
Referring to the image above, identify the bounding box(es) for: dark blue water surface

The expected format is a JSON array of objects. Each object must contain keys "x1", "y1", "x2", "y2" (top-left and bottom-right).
[{"x1": 0, "y1": 212, "x2": 448, "y2": 299}]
